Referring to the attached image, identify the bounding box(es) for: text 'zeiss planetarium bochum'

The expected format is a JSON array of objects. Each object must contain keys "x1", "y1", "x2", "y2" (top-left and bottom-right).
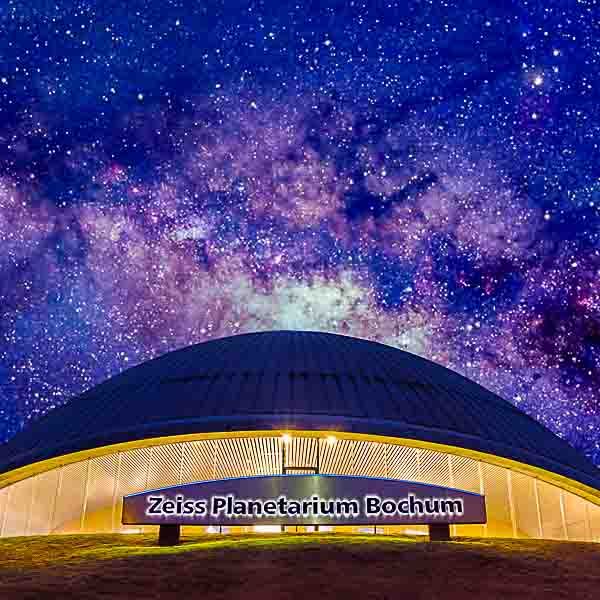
[{"x1": 1, "y1": 330, "x2": 600, "y2": 542}]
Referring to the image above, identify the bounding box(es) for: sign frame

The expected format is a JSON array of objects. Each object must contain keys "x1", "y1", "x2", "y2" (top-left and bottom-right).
[{"x1": 122, "y1": 473, "x2": 487, "y2": 528}]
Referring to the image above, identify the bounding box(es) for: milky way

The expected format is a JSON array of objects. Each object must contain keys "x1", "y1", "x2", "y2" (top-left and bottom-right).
[{"x1": 1, "y1": 1, "x2": 599, "y2": 464}]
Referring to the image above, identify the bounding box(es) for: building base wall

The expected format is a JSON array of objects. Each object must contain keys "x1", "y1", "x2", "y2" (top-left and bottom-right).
[{"x1": 1, "y1": 433, "x2": 599, "y2": 542}]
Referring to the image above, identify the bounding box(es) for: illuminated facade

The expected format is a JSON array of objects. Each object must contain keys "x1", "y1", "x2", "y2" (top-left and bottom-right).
[{"x1": 1, "y1": 331, "x2": 599, "y2": 540}]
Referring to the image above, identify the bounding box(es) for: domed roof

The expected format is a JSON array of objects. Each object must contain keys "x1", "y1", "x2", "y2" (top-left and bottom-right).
[{"x1": 1, "y1": 330, "x2": 599, "y2": 490}]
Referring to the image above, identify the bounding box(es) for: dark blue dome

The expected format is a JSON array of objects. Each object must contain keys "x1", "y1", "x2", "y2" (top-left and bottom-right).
[{"x1": 1, "y1": 330, "x2": 599, "y2": 490}]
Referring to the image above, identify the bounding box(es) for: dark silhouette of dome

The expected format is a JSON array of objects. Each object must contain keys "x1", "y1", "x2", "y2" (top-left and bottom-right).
[{"x1": 1, "y1": 330, "x2": 598, "y2": 490}]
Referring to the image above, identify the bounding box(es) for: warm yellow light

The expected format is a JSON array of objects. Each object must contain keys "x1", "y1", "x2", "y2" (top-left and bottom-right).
[
  {"x1": 281, "y1": 433, "x2": 292, "y2": 444},
  {"x1": 3, "y1": 428, "x2": 600, "y2": 509},
  {"x1": 253, "y1": 525, "x2": 281, "y2": 533},
  {"x1": 326, "y1": 435, "x2": 337, "y2": 445},
  {"x1": 403, "y1": 528, "x2": 428, "y2": 536}
]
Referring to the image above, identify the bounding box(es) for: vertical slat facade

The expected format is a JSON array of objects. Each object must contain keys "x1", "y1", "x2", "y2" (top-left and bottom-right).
[
  {"x1": 589, "y1": 502, "x2": 600, "y2": 542},
  {"x1": 52, "y1": 461, "x2": 87, "y2": 533},
  {"x1": 0, "y1": 435, "x2": 598, "y2": 541},
  {"x1": 481, "y1": 463, "x2": 513, "y2": 538},
  {"x1": 0, "y1": 487, "x2": 8, "y2": 537},
  {"x1": 82, "y1": 454, "x2": 120, "y2": 533},
  {"x1": 450, "y1": 455, "x2": 485, "y2": 537},
  {"x1": 537, "y1": 479, "x2": 566, "y2": 540},
  {"x1": 563, "y1": 489, "x2": 590, "y2": 541},
  {"x1": 3, "y1": 477, "x2": 32, "y2": 537},
  {"x1": 510, "y1": 471, "x2": 540, "y2": 539},
  {"x1": 180, "y1": 440, "x2": 216, "y2": 483},
  {"x1": 113, "y1": 448, "x2": 152, "y2": 532},
  {"x1": 29, "y1": 469, "x2": 60, "y2": 535},
  {"x1": 386, "y1": 445, "x2": 420, "y2": 481},
  {"x1": 418, "y1": 449, "x2": 451, "y2": 486}
]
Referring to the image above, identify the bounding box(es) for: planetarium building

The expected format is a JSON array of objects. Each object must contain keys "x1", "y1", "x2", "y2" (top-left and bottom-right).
[{"x1": 1, "y1": 330, "x2": 599, "y2": 541}]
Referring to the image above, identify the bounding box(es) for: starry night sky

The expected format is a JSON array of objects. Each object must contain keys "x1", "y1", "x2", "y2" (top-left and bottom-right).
[{"x1": 1, "y1": 1, "x2": 599, "y2": 464}]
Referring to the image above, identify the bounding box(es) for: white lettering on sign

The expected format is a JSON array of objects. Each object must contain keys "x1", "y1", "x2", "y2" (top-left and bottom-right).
[{"x1": 145, "y1": 493, "x2": 464, "y2": 519}]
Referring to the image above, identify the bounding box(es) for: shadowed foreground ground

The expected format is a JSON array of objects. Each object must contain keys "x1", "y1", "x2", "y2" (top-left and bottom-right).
[{"x1": 1, "y1": 533, "x2": 599, "y2": 599}]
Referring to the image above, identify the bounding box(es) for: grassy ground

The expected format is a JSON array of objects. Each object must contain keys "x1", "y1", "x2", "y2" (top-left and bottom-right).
[{"x1": 1, "y1": 533, "x2": 599, "y2": 599}]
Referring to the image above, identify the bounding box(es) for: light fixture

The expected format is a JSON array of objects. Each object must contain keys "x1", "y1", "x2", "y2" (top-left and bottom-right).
[
  {"x1": 281, "y1": 433, "x2": 292, "y2": 444},
  {"x1": 326, "y1": 435, "x2": 337, "y2": 445}
]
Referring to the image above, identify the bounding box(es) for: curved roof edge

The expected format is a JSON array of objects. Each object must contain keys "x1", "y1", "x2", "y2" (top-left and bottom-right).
[
  {"x1": 2, "y1": 428, "x2": 600, "y2": 510},
  {"x1": 2, "y1": 414, "x2": 600, "y2": 496},
  {"x1": 1, "y1": 331, "x2": 598, "y2": 496}
]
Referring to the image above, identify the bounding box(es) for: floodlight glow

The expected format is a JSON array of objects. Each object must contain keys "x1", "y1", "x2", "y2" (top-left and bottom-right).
[
  {"x1": 403, "y1": 528, "x2": 428, "y2": 536},
  {"x1": 356, "y1": 527, "x2": 376, "y2": 534},
  {"x1": 253, "y1": 525, "x2": 281, "y2": 533}
]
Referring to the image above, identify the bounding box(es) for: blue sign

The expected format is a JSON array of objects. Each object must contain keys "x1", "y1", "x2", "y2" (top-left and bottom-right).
[{"x1": 123, "y1": 474, "x2": 486, "y2": 526}]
